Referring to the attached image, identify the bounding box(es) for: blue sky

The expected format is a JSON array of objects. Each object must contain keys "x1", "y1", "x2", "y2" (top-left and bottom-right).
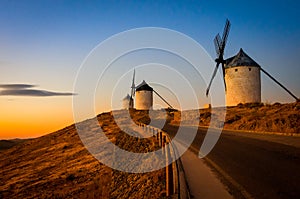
[{"x1": 1, "y1": 0, "x2": 300, "y2": 137}]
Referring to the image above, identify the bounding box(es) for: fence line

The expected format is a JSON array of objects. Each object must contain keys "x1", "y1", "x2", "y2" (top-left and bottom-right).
[{"x1": 137, "y1": 122, "x2": 190, "y2": 199}]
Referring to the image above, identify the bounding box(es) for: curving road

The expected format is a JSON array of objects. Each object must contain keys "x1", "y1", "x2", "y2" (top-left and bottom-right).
[{"x1": 163, "y1": 124, "x2": 300, "y2": 199}]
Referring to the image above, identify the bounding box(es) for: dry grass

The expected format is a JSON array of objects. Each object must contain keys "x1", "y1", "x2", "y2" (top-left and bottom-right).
[
  {"x1": 0, "y1": 139, "x2": 31, "y2": 151},
  {"x1": 170, "y1": 101, "x2": 300, "y2": 134},
  {"x1": 2, "y1": 102, "x2": 297, "y2": 198},
  {"x1": 0, "y1": 111, "x2": 165, "y2": 199}
]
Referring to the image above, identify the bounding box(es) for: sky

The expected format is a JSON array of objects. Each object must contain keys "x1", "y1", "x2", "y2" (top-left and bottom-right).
[{"x1": 1, "y1": 0, "x2": 299, "y2": 139}]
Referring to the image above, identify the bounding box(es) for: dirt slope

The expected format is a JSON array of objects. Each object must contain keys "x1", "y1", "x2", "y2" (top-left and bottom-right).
[{"x1": 0, "y1": 112, "x2": 165, "y2": 199}]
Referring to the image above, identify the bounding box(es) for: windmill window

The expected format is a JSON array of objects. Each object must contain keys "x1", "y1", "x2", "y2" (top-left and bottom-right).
[
  {"x1": 249, "y1": 68, "x2": 252, "y2": 71},
  {"x1": 235, "y1": 69, "x2": 238, "y2": 72}
]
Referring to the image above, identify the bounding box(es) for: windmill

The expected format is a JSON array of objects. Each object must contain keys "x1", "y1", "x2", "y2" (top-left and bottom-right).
[
  {"x1": 122, "y1": 69, "x2": 135, "y2": 110},
  {"x1": 206, "y1": 19, "x2": 299, "y2": 105},
  {"x1": 126, "y1": 68, "x2": 174, "y2": 110},
  {"x1": 206, "y1": 19, "x2": 231, "y2": 96},
  {"x1": 135, "y1": 80, "x2": 174, "y2": 110}
]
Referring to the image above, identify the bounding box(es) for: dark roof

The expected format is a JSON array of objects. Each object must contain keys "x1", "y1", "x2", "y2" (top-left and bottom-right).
[
  {"x1": 136, "y1": 80, "x2": 153, "y2": 91},
  {"x1": 225, "y1": 48, "x2": 260, "y2": 68},
  {"x1": 225, "y1": 56, "x2": 235, "y2": 65}
]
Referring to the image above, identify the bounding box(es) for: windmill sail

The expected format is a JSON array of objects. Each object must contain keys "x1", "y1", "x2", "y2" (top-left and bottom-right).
[
  {"x1": 206, "y1": 62, "x2": 220, "y2": 96},
  {"x1": 206, "y1": 19, "x2": 231, "y2": 96},
  {"x1": 129, "y1": 69, "x2": 135, "y2": 108},
  {"x1": 130, "y1": 69, "x2": 135, "y2": 98}
]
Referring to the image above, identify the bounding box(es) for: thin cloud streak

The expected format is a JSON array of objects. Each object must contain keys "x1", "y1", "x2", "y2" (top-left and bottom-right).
[
  {"x1": 0, "y1": 84, "x2": 36, "y2": 89},
  {"x1": 0, "y1": 84, "x2": 76, "y2": 97}
]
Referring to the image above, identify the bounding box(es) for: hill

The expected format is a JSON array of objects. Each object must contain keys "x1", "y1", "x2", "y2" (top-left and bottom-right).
[
  {"x1": 0, "y1": 139, "x2": 30, "y2": 151},
  {"x1": 171, "y1": 101, "x2": 300, "y2": 134},
  {"x1": 1, "y1": 102, "x2": 299, "y2": 198},
  {"x1": 0, "y1": 112, "x2": 165, "y2": 199}
]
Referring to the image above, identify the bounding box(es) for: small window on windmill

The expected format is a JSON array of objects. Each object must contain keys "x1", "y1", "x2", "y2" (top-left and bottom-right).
[
  {"x1": 249, "y1": 68, "x2": 252, "y2": 71},
  {"x1": 235, "y1": 69, "x2": 238, "y2": 72}
]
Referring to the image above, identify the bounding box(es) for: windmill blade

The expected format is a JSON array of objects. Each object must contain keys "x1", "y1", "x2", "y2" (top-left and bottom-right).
[
  {"x1": 220, "y1": 19, "x2": 231, "y2": 55},
  {"x1": 260, "y1": 67, "x2": 299, "y2": 101},
  {"x1": 221, "y1": 62, "x2": 227, "y2": 91},
  {"x1": 206, "y1": 62, "x2": 220, "y2": 96},
  {"x1": 153, "y1": 89, "x2": 174, "y2": 109},
  {"x1": 130, "y1": 69, "x2": 135, "y2": 98},
  {"x1": 207, "y1": 19, "x2": 231, "y2": 97},
  {"x1": 214, "y1": 34, "x2": 222, "y2": 56}
]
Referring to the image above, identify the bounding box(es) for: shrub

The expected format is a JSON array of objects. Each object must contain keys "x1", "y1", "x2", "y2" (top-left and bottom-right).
[
  {"x1": 66, "y1": 174, "x2": 76, "y2": 181},
  {"x1": 225, "y1": 115, "x2": 241, "y2": 124}
]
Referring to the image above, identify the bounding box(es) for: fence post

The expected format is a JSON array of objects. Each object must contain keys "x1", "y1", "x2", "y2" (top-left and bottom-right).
[
  {"x1": 166, "y1": 142, "x2": 174, "y2": 196},
  {"x1": 159, "y1": 131, "x2": 163, "y2": 147},
  {"x1": 162, "y1": 135, "x2": 167, "y2": 155}
]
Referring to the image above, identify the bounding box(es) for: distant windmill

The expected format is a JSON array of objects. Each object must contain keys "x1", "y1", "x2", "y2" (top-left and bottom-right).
[
  {"x1": 206, "y1": 19, "x2": 299, "y2": 106},
  {"x1": 122, "y1": 69, "x2": 135, "y2": 109},
  {"x1": 135, "y1": 80, "x2": 174, "y2": 110},
  {"x1": 124, "y1": 68, "x2": 174, "y2": 110}
]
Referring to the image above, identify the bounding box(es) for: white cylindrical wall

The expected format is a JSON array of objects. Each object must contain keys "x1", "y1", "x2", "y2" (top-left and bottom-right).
[
  {"x1": 135, "y1": 90, "x2": 153, "y2": 110},
  {"x1": 225, "y1": 66, "x2": 261, "y2": 106},
  {"x1": 122, "y1": 98, "x2": 130, "y2": 109}
]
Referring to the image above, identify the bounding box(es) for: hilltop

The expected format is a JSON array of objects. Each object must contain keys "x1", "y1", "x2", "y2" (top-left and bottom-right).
[
  {"x1": 0, "y1": 139, "x2": 31, "y2": 151},
  {"x1": 170, "y1": 101, "x2": 300, "y2": 135}
]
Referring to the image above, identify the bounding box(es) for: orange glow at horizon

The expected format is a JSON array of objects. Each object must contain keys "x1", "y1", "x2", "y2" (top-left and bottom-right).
[{"x1": 0, "y1": 97, "x2": 75, "y2": 139}]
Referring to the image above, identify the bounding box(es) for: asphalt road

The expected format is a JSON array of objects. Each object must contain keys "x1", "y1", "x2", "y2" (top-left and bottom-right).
[{"x1": 162, "y1": 124, "x2": 300, "y2": 199}]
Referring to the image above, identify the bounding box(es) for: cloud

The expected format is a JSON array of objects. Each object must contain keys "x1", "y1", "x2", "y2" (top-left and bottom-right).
[
  {"x1": 0, "y1": 84, "x2": 76, "y2": 97},
  {"x1": 0, "y1": 84, "x2": 36, "y2": 89}
]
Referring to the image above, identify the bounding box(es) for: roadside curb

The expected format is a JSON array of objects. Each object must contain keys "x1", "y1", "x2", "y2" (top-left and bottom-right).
[{"x1": 179, "y1": 124, "x2": 300, "y2": 137}]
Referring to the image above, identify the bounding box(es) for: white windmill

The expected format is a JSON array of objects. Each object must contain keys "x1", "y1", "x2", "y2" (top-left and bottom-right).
[
  {"x1": 206, "y1": 19, "x2": 299, "y2": 106},
  {"x1": 123, "y1": 69, "x2": 174, "y2": 110}
]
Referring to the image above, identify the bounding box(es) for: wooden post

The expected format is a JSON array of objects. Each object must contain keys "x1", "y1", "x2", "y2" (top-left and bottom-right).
[
  {"x1": 162, "y1": 135, "x2": 166, "y2": 155},
  {"x1": 159, "y1": 131, "x2": 163, "y2": 147},
  {"x1": 172, "y1": 161, "x2": 178, "y2": 195},
  {"x1": 166, "y1": 143, "x2": 174, "y2": 196}
]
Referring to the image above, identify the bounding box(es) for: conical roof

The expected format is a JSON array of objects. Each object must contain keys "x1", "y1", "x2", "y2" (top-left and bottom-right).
[
  {"x1": 123, "y1": 94, "x2": 131, "y2": 100},
  {"x1": 225, "y1": 48, "x2": 260, "y2": 68},
  {"x1": 136, "y1": 80, "x2": 153, "y2": 91}
]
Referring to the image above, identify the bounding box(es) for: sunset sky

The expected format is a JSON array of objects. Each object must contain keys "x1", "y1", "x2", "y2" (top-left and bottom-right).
[{"x1": 1, "y1": 0, "x2": 299, "y2": 139}]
